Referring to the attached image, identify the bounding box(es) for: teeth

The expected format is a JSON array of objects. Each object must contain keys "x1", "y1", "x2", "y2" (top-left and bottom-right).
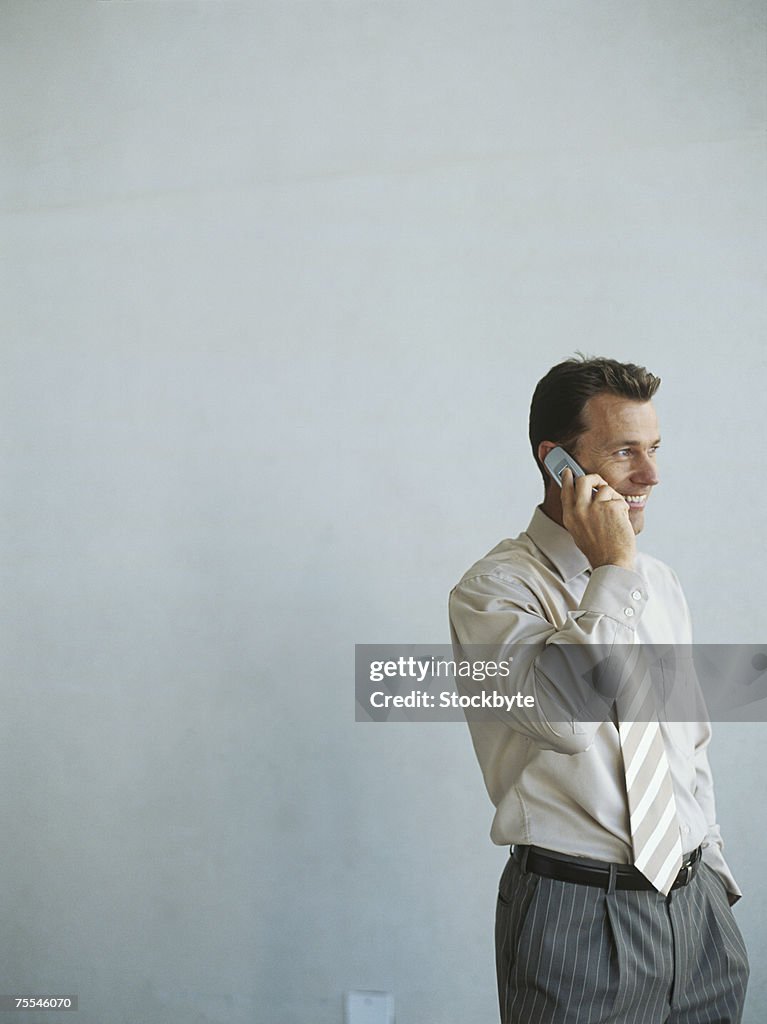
[{"x1": 625, "y1": 495, "x2": 647, "y2": 505}]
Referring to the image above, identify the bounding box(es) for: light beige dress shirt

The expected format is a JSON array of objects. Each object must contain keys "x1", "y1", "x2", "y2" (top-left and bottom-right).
[{"x1": 449, "y1": 506, "x2": 740, "y2": 900}]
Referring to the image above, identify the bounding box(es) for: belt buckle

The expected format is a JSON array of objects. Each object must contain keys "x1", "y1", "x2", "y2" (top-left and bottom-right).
[{"x1": 677, "y1": 858, "x2": 693, "y2": 888}]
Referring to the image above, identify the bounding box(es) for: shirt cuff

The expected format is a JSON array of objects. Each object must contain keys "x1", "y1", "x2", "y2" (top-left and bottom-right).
[{"x1": 579, "y1": 565, "x2": 649, "y2": 627}]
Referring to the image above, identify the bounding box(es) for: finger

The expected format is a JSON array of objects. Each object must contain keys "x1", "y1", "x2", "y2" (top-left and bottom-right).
[
  {"x1": 573, "y1": 473, "x2": 598, "y2": 509},
  {"x1": 579, "y1": 474, "x2": 621, "y2": 503},
  {"x1": 592, "y1": 482, "x2": 616, "y2": 503},
  {"x1": 580, "y1": 473, "x2": 608, "y2": 491},
  {"x1": 594, "y1": 488, "x2": 630, "y2": 513},
  {"x1": 560, "y1": 467, "x2": 575, "y2": 509},
  {"x1": 599, "y1": 486, "x2": 628, "y2": 504}
]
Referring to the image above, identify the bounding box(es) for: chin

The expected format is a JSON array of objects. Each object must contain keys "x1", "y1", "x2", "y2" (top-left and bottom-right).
[{"x1": 629, "y1": 510, "x2": 645, "y2": 535}]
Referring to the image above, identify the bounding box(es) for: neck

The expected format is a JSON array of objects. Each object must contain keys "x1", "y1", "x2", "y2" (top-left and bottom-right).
[{"x1": 539, "y1": 488, "x2": 564, "y2": 527}]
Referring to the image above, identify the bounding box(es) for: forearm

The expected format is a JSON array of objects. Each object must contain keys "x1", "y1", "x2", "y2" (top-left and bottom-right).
[{"x1": 449, "y1": 565, "x2": 652, "y2": 754}]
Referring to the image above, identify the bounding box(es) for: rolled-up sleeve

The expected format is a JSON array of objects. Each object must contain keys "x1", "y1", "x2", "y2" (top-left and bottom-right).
[{"x1": 449, "y1": 565, "x2": 653, "y2": 754}]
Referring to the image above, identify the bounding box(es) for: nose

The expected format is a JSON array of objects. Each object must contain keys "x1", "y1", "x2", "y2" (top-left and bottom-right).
[{"x1": 632, "y1": 452, "x2": 660, "y2": 487}]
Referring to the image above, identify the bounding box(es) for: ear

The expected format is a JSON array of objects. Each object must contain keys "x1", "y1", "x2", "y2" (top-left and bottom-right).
[{"x1": 537, "y1": 440, "x2": 558, "y2": 467}]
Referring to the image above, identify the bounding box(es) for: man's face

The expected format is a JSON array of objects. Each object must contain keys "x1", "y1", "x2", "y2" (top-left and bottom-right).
[{"x1": 570, "y1": 393, "x2": 660, "y2": 535}]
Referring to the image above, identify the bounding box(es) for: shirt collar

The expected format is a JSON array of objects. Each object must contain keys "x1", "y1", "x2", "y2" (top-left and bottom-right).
[{"x1": 526, "y1": 506, "x2": 592, "y2": 582}]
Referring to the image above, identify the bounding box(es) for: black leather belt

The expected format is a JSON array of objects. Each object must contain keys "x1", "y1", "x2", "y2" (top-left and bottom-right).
[{"x1": 512, "y1": 844, "x2": 702, "y2": 892}]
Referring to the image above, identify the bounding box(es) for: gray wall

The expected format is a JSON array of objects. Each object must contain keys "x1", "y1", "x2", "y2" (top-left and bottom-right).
[{"x1": 1, "y1": 1, "x2": 764, "y2": 1022}]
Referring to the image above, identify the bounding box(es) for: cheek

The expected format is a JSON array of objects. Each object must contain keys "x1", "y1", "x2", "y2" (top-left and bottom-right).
[{"x1": 597, "y1": 466, "x2": 626, "y2": 489}]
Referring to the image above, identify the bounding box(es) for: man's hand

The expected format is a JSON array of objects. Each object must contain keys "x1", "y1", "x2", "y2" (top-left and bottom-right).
[{"x1": 560, "y1": 468, "x2": 636, "y2": 571}]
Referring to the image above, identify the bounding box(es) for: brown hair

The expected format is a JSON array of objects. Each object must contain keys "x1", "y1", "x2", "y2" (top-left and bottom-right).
[{"x1": 529, "y1": 354, "x2": 661, "y2": 488}]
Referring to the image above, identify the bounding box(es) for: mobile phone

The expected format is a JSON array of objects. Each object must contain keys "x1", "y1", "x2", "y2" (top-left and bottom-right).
[{"x1": 543, "y1": 446, "x2": 586, "y2": 488}]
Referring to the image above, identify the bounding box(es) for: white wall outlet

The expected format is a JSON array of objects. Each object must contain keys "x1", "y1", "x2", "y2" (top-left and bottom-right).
[{"x1": 345, "y1": 989, "x2": 395, "y2": 1024}]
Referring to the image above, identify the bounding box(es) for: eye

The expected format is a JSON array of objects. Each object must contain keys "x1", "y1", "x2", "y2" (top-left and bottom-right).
[{"x1": 616, "y1": 448, "x2": 631, "y2": 457}]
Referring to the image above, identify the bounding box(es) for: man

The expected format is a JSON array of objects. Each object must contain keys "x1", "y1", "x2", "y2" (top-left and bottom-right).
[{"x1": 448, "y1": 356, "x2": 749, "y2": 1024}]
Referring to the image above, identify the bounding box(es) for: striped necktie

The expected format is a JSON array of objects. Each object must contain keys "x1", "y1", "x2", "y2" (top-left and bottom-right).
[{"x1": 617, "y1": 645, "x2": 683, "y2": 896}]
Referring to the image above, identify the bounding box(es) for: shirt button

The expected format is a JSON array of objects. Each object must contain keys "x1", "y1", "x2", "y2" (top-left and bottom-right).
[
  {"x1": 682, "y1": 824, "x2": 691, "y2": 834},
  {"x1": 624, "y1": 607, "x2": 634, "y2": 618},
  {"x1": 631, "y1": 590, "x2": 643, "y2": 601}
]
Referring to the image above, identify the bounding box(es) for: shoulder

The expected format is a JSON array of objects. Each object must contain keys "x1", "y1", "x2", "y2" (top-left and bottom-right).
[
  {"x1": 453, "y1": 532, "x2": 550, "y2": 592},
  {"x1": 449, "y1": 532, "x2": 560, "y2": 624}
]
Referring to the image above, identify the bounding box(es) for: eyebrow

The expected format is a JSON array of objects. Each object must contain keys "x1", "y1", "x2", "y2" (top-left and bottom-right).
[{"x1": 611, "y1": 438, "x2": 662, "y2": 448}]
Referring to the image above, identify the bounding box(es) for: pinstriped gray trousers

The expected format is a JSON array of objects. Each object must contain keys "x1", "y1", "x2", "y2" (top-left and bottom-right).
[{"x1": 495, "y1": 854, "x2": 749, "y2": 1024}]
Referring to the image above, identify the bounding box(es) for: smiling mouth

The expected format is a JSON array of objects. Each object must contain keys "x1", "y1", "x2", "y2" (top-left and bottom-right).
[{"x1": 623, "y1": 494, "x2": 648, "y2": 509}]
